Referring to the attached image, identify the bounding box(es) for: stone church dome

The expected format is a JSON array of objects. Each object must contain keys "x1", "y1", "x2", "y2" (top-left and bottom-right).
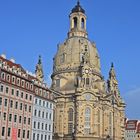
[
  {"x1": 51, "y1": 1, "x2": 104, "y2": 93},
  {"x1": 53, "y1": 37, "x2": 101, "y2": 76},
  {"x1": 52, "y1": 1, "x2": 101, "y2": 78}
]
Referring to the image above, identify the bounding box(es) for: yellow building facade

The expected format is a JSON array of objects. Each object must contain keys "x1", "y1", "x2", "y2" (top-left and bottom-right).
[{"x1": 51, "y1": 2, "x2": 125, "y2": 140}]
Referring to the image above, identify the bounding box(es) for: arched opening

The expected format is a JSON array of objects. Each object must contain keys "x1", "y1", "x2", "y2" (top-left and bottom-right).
[
  {"x1": 81, "y1": 18, "x2": 85, "y2": 29},
  {"x1": 68, "y1": 108, "x2": 74, "y2": 134},
  {"x1": 73, "y1": 17, "x2": 78, "y2": 28}
]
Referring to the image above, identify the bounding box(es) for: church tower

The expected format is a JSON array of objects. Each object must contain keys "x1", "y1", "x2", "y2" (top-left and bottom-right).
[
  {"x1": 51, "y1": 2, "x2": 125, "y2": 140},
  {"x1": 35, "y1": 55, "x2": 44, "y2": 82}
]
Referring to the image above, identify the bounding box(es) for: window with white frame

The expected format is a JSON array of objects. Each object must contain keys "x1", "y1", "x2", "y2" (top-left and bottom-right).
[
  {"x1": 68, "y1": 108, "x2": 74, "y2": 134},
  {"x1": 84, "y1": 107, "x2": 91, "y2": 134}
]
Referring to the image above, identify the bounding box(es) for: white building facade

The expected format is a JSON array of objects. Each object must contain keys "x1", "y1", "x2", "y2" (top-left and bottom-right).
[
  {"x1": 125, "y1": 120, "x2": 140, "y2": 140},
  {"x1": 32, "y1": 96, "x2": 53, "y2": 140}
]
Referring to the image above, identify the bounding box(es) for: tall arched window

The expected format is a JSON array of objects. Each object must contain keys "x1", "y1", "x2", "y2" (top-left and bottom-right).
[
  {"x1": 84, "y1": 107, "x2": 91, "y2": 134},
  {"x1": 68, "y1": 108, "x2": 74, "y2": 134},
  {"x1": 109, "y1": 112, "x2": 112, "y2": 137},
  {"x1": 73, "y1": 17, "x2": 78, "y2": 28},
  {"x1": 81, "y1": 18, "x2": 85, "y2": 29},
  {"x1": 97, "y1": 110, "x2": 100, "y2": 136}
]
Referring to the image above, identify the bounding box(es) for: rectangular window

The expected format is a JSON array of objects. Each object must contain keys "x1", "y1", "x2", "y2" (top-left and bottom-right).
[
  {"x1": 22, "y1": 130, "x2": 25, "y2": 138},
  {"x1": 14, "y1": 115, "x2": 17, "y2": 122},
  {"x1": 39, "y1": 100, "x2": 41, "y2": 105},
  {"x1": 49, "y1": 113, "x2": 52, "y2": 120},
  {"x1": 8, "y1": 127, "x2": 11, "y2": 137},
  {"x1": 20, "y1": 103, "x2": 22, "y2": 110},
  {"x1": 46, "y1": 102, "x2": 48, "y2": 108},
  {"x1": 21, "y1": 92, "x2": 23, "y2": 98},
  {"x1": 29, "y1": 106, "x2": 31, "y2": 112},
  {"x1": 34, "y1": 109, "x2": 37, "y2": 116},
  {"x1": 37, "y1": 134, "x2": 39, "y2": 140},
  {"x1": 9, "y1": 114, "x2": 12, "y2": 122},
  {"x1": 6, "y1": 87, "x2": 9, "y2": 93},
  {"x1": 27, "y1": 130, "x2": 30, "y2": 139},
  {"x1": 16, "y1": 90, "x2": 19, "y2": 97},
  {"x1": 41, "y1": 134, "x2": 43, "y2": 140},
  {"x1": 24, "y1": 117, "x2": 26, "y2": 124},
  {"x1": 50, "y1": 103, "x2": 52, "y2": 109},
  {"x1": 34, "y1": 121, "x2": 36, "y2": 129},
  {"x1": 11, "y1": 89, "x2": 14, "y2": 95},
  {"x1": 18, "y1": 129, "x2": 21, "y2": 138},
  {"x1": 2, "y1": 127, "x2": 5, "y2": 136},
  {"x1": 28, "y1": 118, "x2": 30, "y2": 125},
  {"x1": 33, "y1": 133, "x2": 35, "y2": 140},
  {"x1": 48, "y1": 135, "x2": 51, "y2": 140},
  {"x1": 45, "y1": 124, "x2": 47, "y2": 130},
  {"x1": 25, "y1": 104, "x2": 27, "y2": 111},
  {"x1": 4, "y1": 99, "x2": 7, "y2": 107},
  {"x1": 35, "y1": 98, "x2": 37, "y2": 104},
  {"x1": 46, "y1": 112, "x2": 48, "y2": 119},
  {"x1": 0, "y1": 85, "x2": 4, "y2": 92},
  {"x1": 29, "y1": 95, "x2": 32, "y2": 101},
  {"x1": 12, "y1": 76, "x2": 15, "y2": 83},
  {"x1": 49, "y1": 124, "x2": 51, "y2": 131},
  {"x1": 19, "y1": 116, "x2": 22, "y2": 123},
  {"x1": 38, "y1": 122, "x2": 40, "y2": 129},
  {"x1": 38, "y1": 111, "x2": 41, "y2": 117},
  {"x1": 10, "y1": 100, "x2": 13, "y2": 108},
  {"x1": 42, "y1": 112, "x2": 44, "y2": 118},
  {"x1": 0, "y1": 97, "x2": 2, "y2": 105},
  {"x1": 42, "y1": 123, "x2": 44, "y2": 130},
  {"x1": 15, "y1": 101, "x2": 18, "y2": 109},
  {"x1": 3, "y1": 112, "x2": 6, "y2": 120},
  {"x1": 43, "y1": 101, "x2": 45, "y2": 106}
]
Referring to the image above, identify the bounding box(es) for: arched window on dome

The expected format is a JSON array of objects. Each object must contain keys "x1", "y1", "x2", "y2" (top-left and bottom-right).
[
  {"x1": 84, "y1": 107, "x2": 91, "y2": 134},
  {"x1": 68, "y1": 108, "x2": 74, "y2": 134},
  {"x1": 81, "y1": 18, "x2": 85, "y2": 29},
  {"x1": 73, "y1": 17, "x2": 78, "y2": 28}
]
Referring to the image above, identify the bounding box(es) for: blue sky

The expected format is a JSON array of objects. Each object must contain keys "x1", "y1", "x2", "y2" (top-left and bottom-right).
[{"x1": 0, "y1": 0, "x2": 140, "y2": 119}]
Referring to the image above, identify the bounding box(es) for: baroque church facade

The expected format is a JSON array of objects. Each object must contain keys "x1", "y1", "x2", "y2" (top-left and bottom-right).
[{"x1": 51, "y1": 2, "x2": 125, "y2": 140}]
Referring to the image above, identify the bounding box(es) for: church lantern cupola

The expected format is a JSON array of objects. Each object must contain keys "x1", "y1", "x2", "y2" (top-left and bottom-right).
[{"x1": 68, "y1": 1, "x2": 88, "y2": 38}]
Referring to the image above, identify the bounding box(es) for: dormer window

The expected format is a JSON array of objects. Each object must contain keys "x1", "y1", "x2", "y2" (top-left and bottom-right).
[
  {"x1": 60, "y1": 53, "x2": 66, "y2": 63},
  {"x1": 56, "y1": 79, "x2": 60, "y2": 88}
]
